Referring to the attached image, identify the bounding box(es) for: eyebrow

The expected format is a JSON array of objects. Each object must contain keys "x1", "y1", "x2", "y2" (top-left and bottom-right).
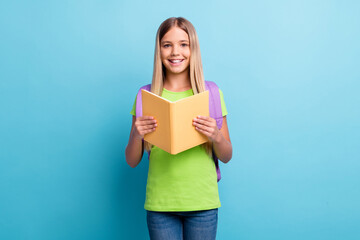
[{"x1": 161, "y1": 40, "x2": 189, "y2": 44}]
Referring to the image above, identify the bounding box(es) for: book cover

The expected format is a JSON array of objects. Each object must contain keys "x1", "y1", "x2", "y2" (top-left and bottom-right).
[{"x1": 142, "y1": 89, "x2": 209, "y2": 154}]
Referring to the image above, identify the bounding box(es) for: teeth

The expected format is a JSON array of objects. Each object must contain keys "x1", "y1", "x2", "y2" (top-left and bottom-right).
[{"x1": 170, "y1": 60, "x2": 182, "y2": 63}]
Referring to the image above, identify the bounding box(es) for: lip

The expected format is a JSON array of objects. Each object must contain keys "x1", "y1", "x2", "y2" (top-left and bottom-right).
[{"x1": 168, "y1": 59, "x2": 184, "y2": 66}]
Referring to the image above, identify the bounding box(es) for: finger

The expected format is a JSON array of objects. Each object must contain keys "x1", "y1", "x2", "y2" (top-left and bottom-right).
[
  {"x1": 196, "y1": 115, "x2": 213, "y2": 121},
  {"x1": 193, "y1": 120, "x2": 217, "y2": 131},
  {"x1": 193, "y1": 118, "x2": 213, "y2": 126},
  {"x1": 139, "y1": 124, "x2": 157, "y2": 131},
  {"x1": 194, "y1": 126, "x2": 211, "y2": 137},
  {"x1": 137, "y1": 119, "x2": 157, "y2": 125},
  {"x1": 137, "y1": 116, "x2": 154, "y2": 121},
  {"x1": 194, "y1": 116, "x2": 214, "y2": 125},
  {"x1": 143, "y1": 127, "x2": 156, "y2": 135},
  {"x1": 194, "y1": 123, "x2": 213, "y2": 134}
]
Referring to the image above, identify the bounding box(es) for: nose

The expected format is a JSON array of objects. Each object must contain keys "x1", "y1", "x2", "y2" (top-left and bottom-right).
[{"x1": 171, "y1": 45, "x2": 180, "y2": 56}]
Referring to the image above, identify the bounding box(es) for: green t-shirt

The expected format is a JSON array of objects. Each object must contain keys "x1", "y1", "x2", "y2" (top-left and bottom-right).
[{"x1": 130, "y1": 88, "x2": 227, "y2": 211}]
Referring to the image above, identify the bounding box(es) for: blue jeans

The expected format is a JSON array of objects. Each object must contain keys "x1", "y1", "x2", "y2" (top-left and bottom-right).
[{"x1": 146, "y1": 209, "x2": 218, "y2": 240}]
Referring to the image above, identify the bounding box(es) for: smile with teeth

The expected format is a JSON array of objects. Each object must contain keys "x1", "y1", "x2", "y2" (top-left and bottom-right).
[{"x1": 168, "y1": 59, "x2": 184, "y2": 65}]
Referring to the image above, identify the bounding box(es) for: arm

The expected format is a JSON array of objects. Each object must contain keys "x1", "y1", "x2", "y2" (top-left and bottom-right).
[
  {"x1": 193, "y1": 116, "x2": 232, "y2": 163},
  {"x1": 213, "y1": 116, "x2": 232, "y2": 163},
  {"x1": 125, "y1": 116, "x2": 157, "y2": 168}
]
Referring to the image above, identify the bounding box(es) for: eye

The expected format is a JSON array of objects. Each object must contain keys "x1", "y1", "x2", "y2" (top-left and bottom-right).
[
  {"x1": 181, "y1": 43, "x2": 189, "y2": 47},
  {"x1": 163, "y1": 44, "x2": 171, "y2": 48}
]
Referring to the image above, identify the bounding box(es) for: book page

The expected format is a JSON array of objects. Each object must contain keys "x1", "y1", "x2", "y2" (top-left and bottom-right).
[
  {"x1": 171, "y1": 91, "x2": 209, "y2": 154},
  {"x1": 142, "y1": 90, "x2": 171, "y2": 153}
]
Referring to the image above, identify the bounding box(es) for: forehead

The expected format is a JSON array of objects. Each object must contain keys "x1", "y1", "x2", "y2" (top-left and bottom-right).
[{"x1": 161, "y1": 27, "x2": 189, "y2": 42}]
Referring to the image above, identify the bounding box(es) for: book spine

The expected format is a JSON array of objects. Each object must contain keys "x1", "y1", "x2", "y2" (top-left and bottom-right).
[{"x1": 169, "y1": 102, "x2": 176, "y2": 154}]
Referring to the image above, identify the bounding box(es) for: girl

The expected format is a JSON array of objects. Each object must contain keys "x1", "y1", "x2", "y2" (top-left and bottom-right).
[{"x1": 125, "y1": 17, "x2": 232, "y2": 240}]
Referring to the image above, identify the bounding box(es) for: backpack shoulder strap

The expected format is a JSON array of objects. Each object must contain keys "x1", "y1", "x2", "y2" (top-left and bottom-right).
[
  {"x1": 205, "y1": 81, "x2": 223, "y2": 182},
  {"x1": 205, "y1": 81, "x2": 223, "y2": 129},
  {"x1": 135, "y1": 84, "x2": 151, "y2": 117},
  {"x1": 135, "y1": 84, "x2": 152, "y2": 158}
]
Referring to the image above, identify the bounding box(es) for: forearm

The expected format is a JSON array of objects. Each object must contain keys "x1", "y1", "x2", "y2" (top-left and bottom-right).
[
  {"x1": 125, "y1": 130, "x2": 144, "y2": 168},
  {"x1": 212, "y1": 132, "x2": 232, "y2": 163}
]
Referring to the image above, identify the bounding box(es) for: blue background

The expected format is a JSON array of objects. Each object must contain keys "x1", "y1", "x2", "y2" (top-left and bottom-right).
[{"x1": 1, "y1": 0, "x2": 360, "y2": 239}]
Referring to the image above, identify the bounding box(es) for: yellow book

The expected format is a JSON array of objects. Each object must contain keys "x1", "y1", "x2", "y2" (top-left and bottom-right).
[{"x1": 142, "y1": 89, "x2": 209, "y2": 155}]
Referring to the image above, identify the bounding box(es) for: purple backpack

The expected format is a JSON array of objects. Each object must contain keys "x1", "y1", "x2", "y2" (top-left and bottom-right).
[{"x1": 135, "y1": 81, "x2": 223, "y2": 182}]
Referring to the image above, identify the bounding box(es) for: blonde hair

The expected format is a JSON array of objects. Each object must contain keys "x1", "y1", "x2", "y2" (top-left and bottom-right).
[{"x1": 145, "y1": 17, "x2": 212, "y2": 155}]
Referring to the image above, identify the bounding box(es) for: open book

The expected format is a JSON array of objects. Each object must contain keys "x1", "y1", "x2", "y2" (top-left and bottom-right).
[{"x1": 142, "y1": 89, "x2": 209, "y2": 155}]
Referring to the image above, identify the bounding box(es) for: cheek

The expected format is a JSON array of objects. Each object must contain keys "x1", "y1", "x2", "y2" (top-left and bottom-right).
[
  {"x1": 185, "y1": 49, "x2": 191, "y2": 58},
  {"x1": 160, "y1": 55, "x2": 166, "y2": 65},
  {"x1": 160, "y1": 50, "x2": 169, "y2": 62}
]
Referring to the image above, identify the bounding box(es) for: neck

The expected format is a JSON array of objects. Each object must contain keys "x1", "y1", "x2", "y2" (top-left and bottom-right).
[{"x1": 163, "y1": 70, "x2": 191, "y2": 92}]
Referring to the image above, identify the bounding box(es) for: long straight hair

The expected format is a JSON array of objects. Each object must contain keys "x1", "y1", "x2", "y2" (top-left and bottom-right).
[
  {"x1": 151, "y1": 17, "x2": 205, "y2": 94},
  {"x1": 145, "y1": 17, "x2": 212, "y2": 154}
]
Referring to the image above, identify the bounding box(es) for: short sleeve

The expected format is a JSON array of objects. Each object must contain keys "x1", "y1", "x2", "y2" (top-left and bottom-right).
[
  {"x1": 130, "y1": 96, "x2": 136, "y2": 116},
  {"x1": 219, "y1": 89, "x2": 228, "y2": 116}
]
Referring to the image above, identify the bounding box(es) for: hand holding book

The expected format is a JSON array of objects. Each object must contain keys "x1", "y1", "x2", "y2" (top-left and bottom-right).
[
  {"x1": 142, "y1": 89, "x2": 209, "y2": 154},
  {"x1": 193, "y1": 116, "x2": 221, "y2": 143},
  {"x1": 133, "y1": 116, "x2": 157, "y2": 140}
]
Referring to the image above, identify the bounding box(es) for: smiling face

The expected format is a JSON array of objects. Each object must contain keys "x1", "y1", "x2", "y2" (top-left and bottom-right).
[{"x1": 160, "y1": 27, "x2": 191, "y2": 76}]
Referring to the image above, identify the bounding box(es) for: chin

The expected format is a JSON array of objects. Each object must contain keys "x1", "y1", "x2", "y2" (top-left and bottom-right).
[{"x1": 171, "y1": 69, "x2": 187, "y2": 74}]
